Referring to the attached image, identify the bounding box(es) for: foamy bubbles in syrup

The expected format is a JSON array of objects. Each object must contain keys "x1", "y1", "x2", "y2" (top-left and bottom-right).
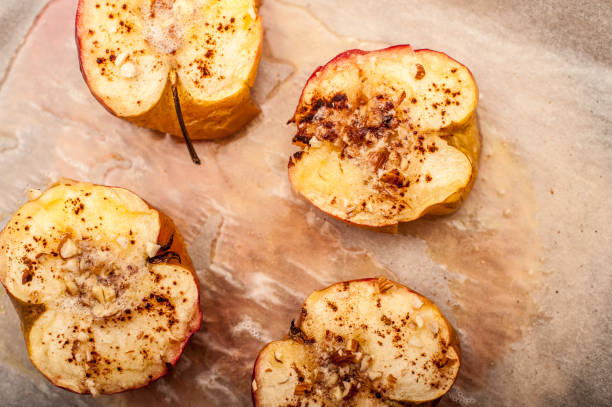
[{"x1": 143, "y1": 0, "x2": 184, "y2": 54}]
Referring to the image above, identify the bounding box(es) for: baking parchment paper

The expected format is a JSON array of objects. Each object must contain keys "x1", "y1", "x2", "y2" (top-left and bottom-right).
[{"x1": 0, "y1": 0, "x2": 610, "y2": 405}]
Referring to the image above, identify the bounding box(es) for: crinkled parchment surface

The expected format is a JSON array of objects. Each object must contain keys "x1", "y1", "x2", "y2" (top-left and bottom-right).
[{"x1": 0, "y1": 0, "x2": 610, "y2": 406}]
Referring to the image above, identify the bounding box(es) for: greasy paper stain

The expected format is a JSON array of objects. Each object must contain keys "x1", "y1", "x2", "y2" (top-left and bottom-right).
[{"x1": 402, "y1": 136, "x2": 543, "y2": 395}]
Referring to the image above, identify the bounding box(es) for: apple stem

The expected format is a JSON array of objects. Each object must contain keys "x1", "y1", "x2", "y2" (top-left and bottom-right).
[{"x1": 170, "y1": 72, "x2": 201, "y2": 165}]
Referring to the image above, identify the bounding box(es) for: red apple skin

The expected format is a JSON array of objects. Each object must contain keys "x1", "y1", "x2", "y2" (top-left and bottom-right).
[
  {"x1": 291, "y1": 44, "x2": 477, "y2": 123},
  {"x1": 2, "y1": 181, "x2": 203, "y2": 395},
  {"x1": 31, "y1": 219, "x2": 202, "y2": 396},
  {"x1": 74, "y1": 0, "x2": 263, "y2": 140},
  {"x1": 103, "y1": 206, "x2": 204, "y2": 395},
  {"x1": 75, "y1": 0, "x2": 116, "y2": 117},
  {"x1": 106, "y1": 209, "x2": 204, "y2": 395},
  {"x1": 251, "y1": 278, "x2": 461, "y2": 406},
  {"x1": 287, "y1": 45, "x2": 480, "y2": 230}
]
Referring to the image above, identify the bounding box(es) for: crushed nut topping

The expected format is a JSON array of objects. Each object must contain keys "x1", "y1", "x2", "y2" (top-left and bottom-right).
[
  {"x1": 414, "y1": 63, "x2": 426, "y2": 80},
  {"x1": 65, "y1": 278, "x2": 79, "y2": 296},
  {"x1": 413, "y1": 296, "x2": 424, "y2": 309},
  {"x1": 27, "y1": 189, "x2": 42, "y2": 201},
  {"x1": 59, "y1": 237, "x2": 79, "y2": 259},
  {"x1": 145, "y1": 242, "x2": 161, "y2": 258},
  {"x1": 293, "y1": 382, "x2": 312, "y2": 396},
  {"x1": 290, "y1": 49, "x2": 475, "y2": 225},
  {"x1": 114, "y1": 51, "x2": 129, "y2": 66},
  {"x1": 331, "y1": 385, "x2": 343, "y2": 400},
  {"x1": 119, "y1": 62, "x2": 137, "y2": 78},
  {"x1": 256, "y1": 279, "x2": 459, "y2": 404},
  {"x1": 378, "y1": 277, "x2": 394, "y2": 293},
  {"x1": 368, "y1": 370, "x2": 382, "y2": 381},
  {"x1": 274, "y1": 350, "x2": 283, "y2": 363}
]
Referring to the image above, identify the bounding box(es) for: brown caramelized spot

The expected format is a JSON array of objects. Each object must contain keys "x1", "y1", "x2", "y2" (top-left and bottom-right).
[
  {"x1": 368, "y1": 149, "x2": 389, "y2": 170},
  {"x1": 293, "y1": 382, "x2": 312, "y2": 396},
  {"x1": 414, "y1": 64, "x2": 426, "y2": 80},
  {"x1": 329, "y1": 350, "x2": 354, "y2": 365},
  {"x1": 289, "y1": 151, "x2": 304, "y2": 168},
  {"x1": 380, "y1": 169, "x2": 406, "y2": 188},
  {"x1": 22, "y1": 268, "x2": 34, "y2": 284}
]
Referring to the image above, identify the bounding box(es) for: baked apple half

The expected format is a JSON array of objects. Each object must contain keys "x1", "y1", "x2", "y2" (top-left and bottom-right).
[
  {"x1": 252, "y1": 278, "x2": 460, "y2": 406},
  {"x1": 288, "y1": 45, "x2": 480, "y2": 229},
  {"x1": 76, "y1": 0, "x2": 263, "y2": 162},
  {"x1": 0, "y1": 179, "x2": 202, "y2": 395}
]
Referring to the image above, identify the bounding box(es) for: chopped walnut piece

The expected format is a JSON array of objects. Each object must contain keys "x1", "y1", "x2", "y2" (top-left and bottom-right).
[
  {"x1": 330, "y1": 349, "x2": 354, "y2": 365},
  {"x1": 145, "y1": 242, "x2": 161, "y2": 258},
  {"x1": 341, "y1": 383, "x2": 353, "y2": 398},
  {"x1": 62, "y1": 258, "x2": 80, "y2": 273},
  {"x1": 368, "y1": 370, "x2": 382, "y2": 381},
  {"x1": 102, "y1": 285, "x2": 116, "y2": 302},
  {"x1": 414, "y1": 64, "x2": 426, "y2": 80},
  {"x1": 65, "y1": 278, "x2": 79, "y2": 296},
  {"x1": 119, "y1": 62, "x2": 137, "y2": 78},
  {"x1": 274, "y1": 350, "x2": 283, "y2": 363},
  {"x1": 413, "y1": 296, "x2": 424, "y2": 309},
  {"x1": 114, "y1": 51, "x2": 129, "y2": 66},
  {"x1": 86, "y1": 379, "x2": 98, "y2": 397},
  {"x1": 309, "y1": 136, "x2": 322, "y2": 148},
  {"x1": 248, "y1": 5, "x2": 256, "y2": 20},
  {"x1": 92, "y1": 285, "x2": 105, "y2": 303},
  {"x1": 59, "y1": 237, "x2": 79, "y2": 259},
  {"x1": 294, "y1": 382, "x2": 312, "y2": 396},
  {"x1": 354, "y1": 351, "x2": 363, "y2": 362},
  {"x1": 378, "y1": 277, "x2": 394, "y2": 293},
  {"x1": 331, "y1": 385, "x2": 343, "y2": 400},
  {"x1": 325, "y1": 372, "x2": 339, "y2": 387},
  {"x1": 360, "y1": 355, "x2": 372, "y2": 371},
  {"x1": 368, "y1": 149, "x2": 390, "y2": 170},
  {"x1": 27, "y1": 189, "x2": 42, "y2": 201}
]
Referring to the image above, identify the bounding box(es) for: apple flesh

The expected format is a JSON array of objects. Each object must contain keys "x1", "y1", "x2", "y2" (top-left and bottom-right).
[
  {"x1": 288, "y1": 45, "x2": 480, "y2": 230},
  {"x1": 0, "y1": 179, "x2": 202, "y2": 395},
  {"x1": 76, "y1": 0, "x2": 262, "y2": 140},
  {"x1": 252, "y1": 278, "x2": 460, "y2": 406}
]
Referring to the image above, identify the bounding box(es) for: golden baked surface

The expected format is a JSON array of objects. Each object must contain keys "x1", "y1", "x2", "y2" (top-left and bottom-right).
[
  {"x1": 252, "y1": 278, "x2": 460, "y2": 406},
  {"x1": 289, "y1": 45, "x2": 480, "y2": 228},
  {"x1": 76, "y1": 0, "x2": 262, "y2": 139},
  {"x1": 0, "y1": 180, "x2": 201, "y2": 395}
]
